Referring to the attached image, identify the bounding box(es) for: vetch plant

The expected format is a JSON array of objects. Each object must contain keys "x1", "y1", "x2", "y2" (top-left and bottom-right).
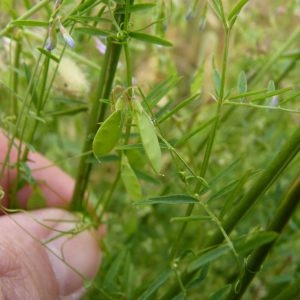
[{"x1": 0, "y1": 0, "x2": 300, "y2": 299}]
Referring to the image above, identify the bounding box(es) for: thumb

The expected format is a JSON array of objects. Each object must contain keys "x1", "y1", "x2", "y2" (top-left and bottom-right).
[{"x1": 0, "y1": 208, "x2": 101, "y2": 300}]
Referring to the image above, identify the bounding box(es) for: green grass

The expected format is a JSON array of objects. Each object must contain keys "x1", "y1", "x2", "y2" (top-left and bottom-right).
[{"x1": 1, "y1": 0, "x2": 300, "y2": 299}]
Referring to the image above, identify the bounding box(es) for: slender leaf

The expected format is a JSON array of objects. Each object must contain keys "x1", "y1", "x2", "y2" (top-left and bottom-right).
[
  {"x1": 267, "y1": 80, "x2": 276, "y2": 103},
  {"x1": 24, "y1": 64, "x2": 39, "y2": 109},
  {"x1": 175, "y1": 117, "x2": 216, "y2": 146},
  {"x1": 37, "y1": 48, "x2": 59, "y2": 62},
  {"x1": 47, "y1": 106, "x2": 88, "y2": 117},
  {"x1": 127, "y1": 3, "x2": 156, "y2": 13},
  {"x1": 209, "y1": 285, "x2": 232, "y2": 300},
  {"x1": 129, "y1": 31, "x2": 172, "y2": 47},
  {"x1": 145, "y1": 75, "x2": 182, "y2": 107},
  {"x1": 139, "y1": 270, "x2": 172, "y2": 300},
  {"x1": 75, "y1": 26, "x2": 111, "y2": 37},
  {"x1": 228, "y1": 0, "x2": 249, "y2": 27},
  {"x1": 228, "y1": 88, "x2": 267, "y2": 100},
  {"x1": 235, "y1": 231, "x2": 278, "y2": 256},
  {"x1": 68, "y1": 16, "x2": 110, "y2": 24},
  {"x1": 171, "y1": 215, "x2": 211, "y2": 223},
  {"x1": 191, "y1": 65, "x2": 204, "y2": 94},
  {"x1": 121, "y1": 154, "x2": 142, "y2": 200},
  {"x1": 188, "y1": 245, "x2": 229, "y2": 273},
  {"x1": 135, "y1": 194, "x2": 199, "y2": 205},
  {"x1": 158, "y1": 93, "x2": 200, "y2": 124},
  {"x1": 103, "y1": 249, "x2": 127, "y2": 289},
  {"x1": 212, "y1": 68, "x2": 221, "y2": 97},
  {"x1": 11, "y1": 19, "x2": 48, "y2": 27},
  {"x1": 237, "y1": 71, "x2": 247, "y2": 102},
  {"x1": 188, "y1": 231, "x2": 278, "y2": 273}
]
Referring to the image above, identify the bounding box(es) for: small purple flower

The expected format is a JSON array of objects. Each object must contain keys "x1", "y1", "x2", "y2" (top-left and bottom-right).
[
  {"x1": 58, "y1": 17, "x2": 75, "y2": 49},
  {"x1": 45, "y1": 37, "x2": 56, "y2": 51},
  {"x1": 270, "y1": 95, "x2": 279, "y2": 107},
  {"x1": 94, "y1": 37, "x2": 106, "y2": 54},
  {"x1": 45, "y1": 22, "x2": 57, "y2": 51}
]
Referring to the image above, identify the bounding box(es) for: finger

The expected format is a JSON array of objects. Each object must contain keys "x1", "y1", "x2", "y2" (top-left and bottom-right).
[
  {"x1": 0, "y1": 131, "x2": 74, "y2": 208},
  {"x1": 0, "y1": 208, "x2": 101, "y2": 299}
]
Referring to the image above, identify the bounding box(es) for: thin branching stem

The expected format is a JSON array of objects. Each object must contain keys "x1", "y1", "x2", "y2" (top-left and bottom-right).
[
  {"x1": 225, "y1": 176, "x2": 300, "y2": 299},
  {"x1": 161, "y1": 125, "x2": 300, "y2": 299},
  {"x1": 71, "y1": 1, "x2": 134, "y2": 211},
  {"x1": 168, "y1": 25, "x2": 231, "y2": 262}
]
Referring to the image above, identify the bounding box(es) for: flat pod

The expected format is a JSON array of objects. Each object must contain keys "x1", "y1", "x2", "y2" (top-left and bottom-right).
[
  {"x1": 135, "y1": 110, "x2": 162, "y2": 173},
  {"x1": 93, "y1": 109, "x2": 122, "y2": 157},
  {"x1": 121, "y1": 154, "x2": 142, "y2": 201}
]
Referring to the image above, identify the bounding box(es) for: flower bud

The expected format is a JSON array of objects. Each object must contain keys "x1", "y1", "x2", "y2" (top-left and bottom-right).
[
  {"x1": 45, "y1": 22, "x2": 57, "y2": 51},
  {"x1": 58, "y1": 17, "x2": 75, "y2": 49},
  {"x1": 94, "y1": 37, "x2": 106, "y2": 54}
]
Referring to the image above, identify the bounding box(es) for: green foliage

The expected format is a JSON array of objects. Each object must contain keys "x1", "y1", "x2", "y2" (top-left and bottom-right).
[
  {"x1": 133, "y1": 100, "x2": 162, "y2": 173},
  {"x1": 1, "y1": 0, "x2": 300, "y2": 299},
  {"x1": 93, "y1": 109, "x2": 123, "y2": 157}
]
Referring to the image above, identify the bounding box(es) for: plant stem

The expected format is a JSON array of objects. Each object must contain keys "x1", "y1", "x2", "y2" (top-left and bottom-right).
[
  {"x1": 71, "y1": 1, "x2": 134, "y2": 211},
  {"x1": 161, "y1": 125, "x2": 300, "y2": 299},
  {"x1": 225, "y1": 176, "x2": 300, "y2": 299},
  {"x1": 0, "y1": 49, "x2": 45, "y2": 207},
  {"x1": 168, "y1": 28, "x2": 231, "y2": 261},
  {"x1": 206, "y1": 125, "x2": 300, "y2": 246},
  {"x1": 70, "y1": 40, "x2": 123, "y2": 211},
  {"x1": 11, "y1": 37, "x2": 22, "y2": 116},
  {"x1": 22, "y1": 56, "x2": 50, "y2": 161}
]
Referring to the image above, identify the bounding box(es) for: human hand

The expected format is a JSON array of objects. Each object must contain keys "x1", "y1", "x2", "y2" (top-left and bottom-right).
[{"x1": 0, "y1": 131, "x2": 103, "y2": 300}]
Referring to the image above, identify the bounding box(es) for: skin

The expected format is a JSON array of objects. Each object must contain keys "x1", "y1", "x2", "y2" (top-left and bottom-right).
[{"x1": 0, "y1": 131, "x2": 103, "y2": 300}]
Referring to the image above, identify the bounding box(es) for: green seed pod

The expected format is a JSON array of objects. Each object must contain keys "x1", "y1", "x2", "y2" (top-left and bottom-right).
[
  {"x1": 93, "y1": 110, "x2": 122, "y2": 157},
  {"x1": 121, "y1": 154, "x2": 142, "y2": 201},
  {"x1": 134, "y1": 106, "x2": 162, "y2": 173}
]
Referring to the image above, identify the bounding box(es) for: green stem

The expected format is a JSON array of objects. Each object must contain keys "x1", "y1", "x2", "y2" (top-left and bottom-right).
[
  {"x1": 168, "y1": 28, "x2": 231, "y2": 261},
  {"x1": 22, "y1": 57, "x2": 50, "y2": 161},
  {"x1": 160, "y1": 125, "x2": 300, "y2": 299},
  {"x1": 206, "y1": 125, "x2": 300, "y2": 246},
  {"x1": 225, "y1": 176, "x2": 300, "y2": 299},
  {"x1": 11, "y1": 37, "x2": 22, "y2": 116},
  {"x1": 98, "y1": 172, "x2": 121, "y2": 221},
  {"x1": 199, "y1": 28, "x2": 230, "y2": 182},
  {"x1": 8, "y1": 56, "x2": 51, "y2": 208},
  {"x1": 70, "y1": 40, "x2": 123, "y2": 211},
  {"x1": 0, "y1": 49, "x2": 44, "y2": 206},
  {"x1": 123, "y1": 42, "x2": 134, "y2": 144},
  {"x1": 71, "y1": 1, "x2": 134, "y2": 211}
]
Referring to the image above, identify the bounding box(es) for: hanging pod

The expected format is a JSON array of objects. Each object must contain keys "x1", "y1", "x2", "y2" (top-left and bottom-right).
[
  {"x1": 121, "y1": 154, "x2": 142, "y2": 201},
  {"x1": 92, "y1": 109, "x2": 122, "y2": 157},
  {"x1": 133, "y1": 102, "x2": 162, "y2": 173}
]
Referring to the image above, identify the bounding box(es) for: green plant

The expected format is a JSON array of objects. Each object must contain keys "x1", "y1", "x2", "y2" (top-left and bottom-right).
[{"x1": 1, "y1": 0, "x2": 300, "y2": 299}]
